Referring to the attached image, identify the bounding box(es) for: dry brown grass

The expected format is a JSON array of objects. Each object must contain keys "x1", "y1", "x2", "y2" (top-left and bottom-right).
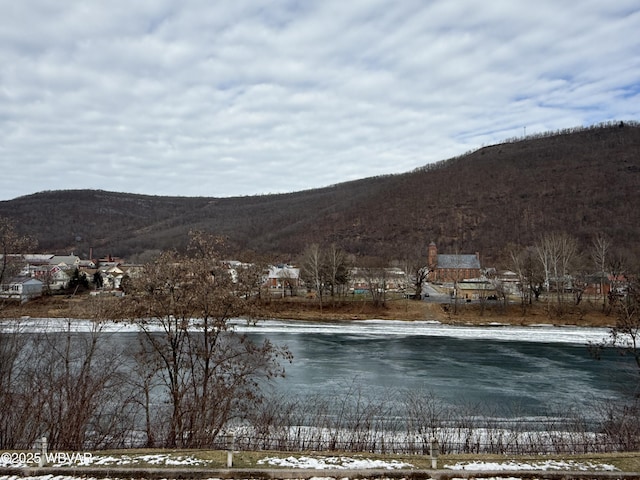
[
  {"x1": 259, "y1": 295, "x2": 616, "y2": 328},
  {"x1": 1, "y1": 292, "x2": 618, "y2": 328}
]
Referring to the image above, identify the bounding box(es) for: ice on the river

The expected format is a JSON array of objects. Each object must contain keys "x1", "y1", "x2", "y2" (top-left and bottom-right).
[
  {"x1": 2, "y1": 317, "x2": 611, "y2": 345},
  {"x1": 243, "y1": 319, "x2": 610, "y2": 345}
]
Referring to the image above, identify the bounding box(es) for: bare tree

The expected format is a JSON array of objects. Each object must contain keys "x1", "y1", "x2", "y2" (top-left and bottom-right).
[
  {"x1": 606, "y1": 278, "x2": 640, "y2": 378},
  {"x1": 362, "y1": 265, "x2": 388, "y2": 308},
  {"x1": 449, "y1": 251, "x2": 464, "y2": 315},
  {"x1": 123, "y1": 232, "x2": 291, "y2": 448},
  {"x1": 277, "y1": 268, "x2": 298, "y2": 297},
  {"x1": 301, "y1": 243, "x2": 324, "y2": 310},
  {"x1": 233, "y1": 256, "x2": 268, "y2": 302},
  {"x1": 510, "y1": 245, "x2": 544, "y2": 314},
  {"x1": 399, "y1": 251, "x2": 430, "y2": 301},
  {"x1": 325, "y1": 244, "x2": 350, "y2": 305},
  {"x1": 0, "y1": 217, "x2": 36, "y2": 311},
  {"x1": 42, "y1": 322, "x2": 132, "y2": 450},
  {"x1": 535, "y1": 232, "x2": 577, "y2": 314},
  {"x1": 127, "y1": 336, "x2": 164, "y2": 448},
  {"x1": 590, "y1": 252, "x2": 640, "y2": 405},
  {"x1": 535, "y1": 237, "x2": 553, "y2": 298},
  {"x1": 592, "y1": 234, "x2": 611, "y2": 311},
  {"x1": 607, "y1": 250, "x2": 629, "y2": 310},
  {"x1": 477, "y1": 274, "x2": 492, "y2": 316}
]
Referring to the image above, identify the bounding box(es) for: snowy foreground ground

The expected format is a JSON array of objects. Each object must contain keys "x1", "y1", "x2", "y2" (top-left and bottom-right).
[{"x1": 0, "y1": 452, "x2": 621, "y2": 480}]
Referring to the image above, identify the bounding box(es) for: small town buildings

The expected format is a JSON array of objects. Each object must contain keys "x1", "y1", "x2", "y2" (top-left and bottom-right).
[
  {"x1": 581, "y1": 273, "x2": 628, "y2": 299},
  {"x1": 349, "y1": 267, "x2": 406, "y2": 293},
  {"x1": 427, "y1": 242, "x2": 482, "y2": 283}
]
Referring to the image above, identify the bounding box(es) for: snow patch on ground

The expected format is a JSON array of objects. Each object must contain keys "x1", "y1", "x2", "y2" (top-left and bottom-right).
[
  {"x1": 0, "y1": 477, "x2": 99, "y2": 480},
  {"x1": 446, "y1": 459, "x2": 619, "y2": 471},
  {"x1": 0, "y1": 453, "x2": 213, "y2": 468},
  {"x1": 257, "y1": 455, "x2": 413, "y2": 470},
  {"x1": 90, "y1": 453, "x2": 211, "y2": 466}
]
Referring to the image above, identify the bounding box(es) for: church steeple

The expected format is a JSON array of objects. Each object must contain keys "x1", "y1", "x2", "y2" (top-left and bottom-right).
[{"x1": 427, "y1": 241, "x2": 437, "y2": 270}]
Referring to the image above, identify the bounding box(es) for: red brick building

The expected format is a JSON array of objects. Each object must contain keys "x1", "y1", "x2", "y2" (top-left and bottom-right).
[{"x1": 427, "y1": 242, "x2": 481, "y2": 283}]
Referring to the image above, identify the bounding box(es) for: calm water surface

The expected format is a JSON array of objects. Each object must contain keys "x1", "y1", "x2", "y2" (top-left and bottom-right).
[
  {"x1": 241, "y1": 320, "x2": 636, "y2": 417},
  {"x1": 15, "y1": 318, "x2": 636, "y2": 419}
]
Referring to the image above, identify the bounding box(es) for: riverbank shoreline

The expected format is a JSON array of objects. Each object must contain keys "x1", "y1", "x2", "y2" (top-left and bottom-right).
[{"x1": 0, "y1": 293, "x2": 617, "y2": 328}]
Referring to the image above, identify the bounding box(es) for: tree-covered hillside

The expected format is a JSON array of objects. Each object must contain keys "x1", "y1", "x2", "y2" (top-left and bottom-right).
[{"x1": 1, "y1": 122, "x2": 639, "y2": 266}]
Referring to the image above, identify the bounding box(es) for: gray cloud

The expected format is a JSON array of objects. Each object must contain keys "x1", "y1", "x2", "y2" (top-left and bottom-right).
[{"x1": 1, "y1": 0, "x2": 639, "y2": 200}]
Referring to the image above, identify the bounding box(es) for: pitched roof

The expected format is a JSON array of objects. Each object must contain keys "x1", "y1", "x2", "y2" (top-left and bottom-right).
[
  {"x1": 50, "y1": 255, "x2": 81, "y2": 267},
  {"x1": 437, "y1": 254, "x2": 480, "y2": 270},
  {"x1": 268, "y1": 265, "x2": 300, "y2": 279},
  {"x1": 6, "y1": 276, "x2": 44, "y2": 286}
]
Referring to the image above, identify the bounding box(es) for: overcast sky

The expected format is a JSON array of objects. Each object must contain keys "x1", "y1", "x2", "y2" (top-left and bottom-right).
[{"x1": 1, "y1": 1, "x2": 639, "y2": 201}]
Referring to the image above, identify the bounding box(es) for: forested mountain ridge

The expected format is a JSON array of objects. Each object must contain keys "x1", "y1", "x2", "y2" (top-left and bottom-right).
[{"x1": 2, "y1": 122, "x2": 639, "y2": 266}]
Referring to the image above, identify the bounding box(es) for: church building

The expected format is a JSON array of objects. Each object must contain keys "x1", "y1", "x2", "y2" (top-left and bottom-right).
[{"x1": 427, "y1": 242, "x2": 482, "y2": 283}]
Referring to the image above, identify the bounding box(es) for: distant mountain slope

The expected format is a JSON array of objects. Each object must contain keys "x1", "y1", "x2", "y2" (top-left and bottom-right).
[{"x1": 2, "y1": 122, "x2": 639, "y2": 265}]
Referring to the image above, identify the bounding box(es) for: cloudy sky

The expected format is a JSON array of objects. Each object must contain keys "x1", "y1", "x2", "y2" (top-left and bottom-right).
[{"x1": 1, "y1": 1, "x2": 639, "y2": 201}]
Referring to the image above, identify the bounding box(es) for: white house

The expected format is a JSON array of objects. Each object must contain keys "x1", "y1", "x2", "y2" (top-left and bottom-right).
[
  {"x1": 0, "y1": 277, "x2": 44, "y2": 302},
  {"x1": 32, "y1": 265, "x2": 70, "y2": 290},
  {"x1": 266, "y1": 265, "x2": 301, "y2": 289},
  {"x1": 97, "y1": 265, "x2": 125, "y2": 290},
  {"x1": 50, "y1": 255, "x2": 81, "y2": 271}
]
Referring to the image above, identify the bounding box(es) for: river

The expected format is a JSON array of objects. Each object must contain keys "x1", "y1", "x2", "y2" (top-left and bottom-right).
[
  {"x1": 8, "y1": 317, "x2": 636, "y2": 419},
  {"x1": 238, "y1": 319, "x2": 636, "y2": 418}
]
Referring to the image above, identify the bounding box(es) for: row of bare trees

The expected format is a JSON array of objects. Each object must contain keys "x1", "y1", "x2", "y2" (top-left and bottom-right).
[
  {"x1": 0, "y1": 315, "x2": 290, "y2": 450},
  {"x1": 0, "y1": 318, "x2": 133, "y2": 450},
  {"x1": 300, "y1": 243, "x2": 351, "y2": 309},
  {"x1": 0, "y1": 229, "x2": 292, "y2": 450},
  {"x1": 508, "y1": 232, "x2": 636, "y2": 315},
  {"x1": 298, "y1": 242, "x2": 431, "y2": 310},
  {"x1": 229, "y1": 388, "x2": 640, "y2": 455}
]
